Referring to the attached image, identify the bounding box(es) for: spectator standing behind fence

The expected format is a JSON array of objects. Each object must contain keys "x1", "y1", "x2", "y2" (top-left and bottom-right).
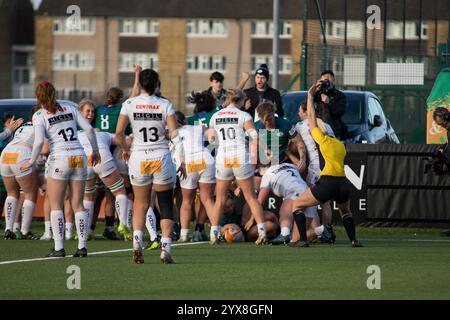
[
  {"x1": 244, "y1": 64, "x2": 284, "y2": 120},
  {"x1": 313, "y1": 70, "x2": 347, "y2": 140}
]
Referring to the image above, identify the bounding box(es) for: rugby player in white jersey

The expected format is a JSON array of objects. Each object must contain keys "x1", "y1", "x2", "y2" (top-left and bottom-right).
[
  {"x1": 77, "y1": 99, "x2": 133, "y2": 241},
  {"x1": 208, "y1": 89, "x2": 268, "y2": 245},
  {"x1": 21, "y1": 82, "x2": 101, "y2": 258},
  {"x1": 116, "y1": 69, "x2": 177, "y2": 264},
  {"x1": 257, "y1": 163, "x2": 334, "y2": 245},
  {"x1": 172, "y1": 110, "x2": 216, "y2": 242},
  {"x1": 1, "y1": 108, "x2": 39, "y2": 240},
  {"x1": 295, "y1": 101, "x2": 336, "y2": 244}
]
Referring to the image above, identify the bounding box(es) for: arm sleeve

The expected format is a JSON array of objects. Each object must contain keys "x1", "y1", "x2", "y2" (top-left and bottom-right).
[
  {"x1": 311, "y1": 127, "x2": 328, "y2": 145},
  {"x1": 119, "y1": 102, "x2": 129, "y2": 116},
  {"x1": 166, "y1": 101, "x2": 175, "y2": 118},
  {"x1": 29, "y1": 125, "x2": 45, "y2": 165},
  {"x1": 274, "y1": 91, "x2": 284, "y2": 117},
  {"x1": 76, "y1": 110, "x2": 99, "y2": 151},
  {"x1": 0, "y1": 129, "x2": 11, "y2": 141},
  {"x1": 260, "y1": 174, "x2": 269, "y2": 190}
]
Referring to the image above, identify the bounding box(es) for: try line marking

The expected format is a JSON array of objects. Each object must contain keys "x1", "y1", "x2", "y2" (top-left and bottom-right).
[{"x1": 0, "y1": 241, "x2": 207, "y2": 266}]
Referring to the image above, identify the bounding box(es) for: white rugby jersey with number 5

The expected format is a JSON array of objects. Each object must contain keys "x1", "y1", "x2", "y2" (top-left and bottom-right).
[{"x1": 120, "y1": 94, "x2": 175, "y2": 156}]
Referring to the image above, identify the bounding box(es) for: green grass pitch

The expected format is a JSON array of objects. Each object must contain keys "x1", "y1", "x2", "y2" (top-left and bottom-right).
[{"x1": 1, "y1": 223, "x2": 450, "y2": 300}]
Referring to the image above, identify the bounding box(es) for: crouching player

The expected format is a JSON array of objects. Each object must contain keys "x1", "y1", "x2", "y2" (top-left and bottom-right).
[
  {"x1": 291, "y1": 83, "x2": 363, "y2": 248},
  {"x1": 257, "y1": 163, "x2": 334, "y2": 245}
]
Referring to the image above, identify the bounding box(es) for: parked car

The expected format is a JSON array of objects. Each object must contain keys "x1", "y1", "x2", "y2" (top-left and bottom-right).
[
  {"x1": 0, "y1": 98, "x2": 78, "y2": 132},
  {"x1": 282, "y1": 90, "x2": 400, "y2": 144}
]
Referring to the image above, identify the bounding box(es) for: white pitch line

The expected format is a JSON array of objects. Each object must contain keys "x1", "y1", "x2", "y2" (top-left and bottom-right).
[{"x1": 0, "y1": 241, "x2": 208, "y2": 266}]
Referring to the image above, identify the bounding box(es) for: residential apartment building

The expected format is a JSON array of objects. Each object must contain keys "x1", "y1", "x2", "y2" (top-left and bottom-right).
[
  {"x1": 33, "y1": 0, "x2": 449, "y2": 111},
  {"x1": 0, "y1": 0, "x2": 35, "y2": 99}
]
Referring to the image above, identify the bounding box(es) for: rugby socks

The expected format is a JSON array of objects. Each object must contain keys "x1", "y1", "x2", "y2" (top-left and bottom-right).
[
  {"x1": 44, "y1": 221, "x2": 52, "y2": 237},
  {"x1": 180, "y1": 229, "x2": 189, "y2": 237},
  {"x1": 342, "y1": 214, "x2": 356, "y2": 242},
  {"x1": 145, "y1": 206, "x2": 158, "y2": 241},
  {"x1": 51, "y1": 210, "x2": 65, "y2": 251},
  {"x1": 293, "y1": 210, "x2": 308, "y2": 242},
  {"x1": 257, "y1": 223, "x2": 267, "y2": 237},
  {"x1": 195, "y1": 223, "x2": 205, "y2": 232},
  {"x1": 115, "y1": 194, "x2": 129, "y2": 226},
  {"x1": 4, "y1": 196, "x2": 18, "y2": 232},
  {"x1": 314, "y1": 225, "x2": 324, "y2": 236},
  {"x1": 65, "y1": 222, "x2": 73, "y2": 239},
  {"x1": 105, "y1": 216, "x2": 115, "y2": 232},
  {"x1": 281, "y1": 227, "x2": 291, "y2": 237},
  {"x1": 83, "y1": 200, "x2": 94, "y2": 233},
  {"x1": 75, "y1": 211, "x2": 88, "y2": 249},
  {"x1": 210, "y1": 225, "x2": 220, "y2": 239},
  {"x1": 20, "y1": 200, "x2": 35, "y2": 235},
  {"x1": 127, "y1": 199, "x2": 134, "y2": 229},
  {"x1": 161, "y1": 237, "x2": 172, "y2": 254},
  {"x1": 133, "y1": 230, "x2": 143, "y2": 250}
]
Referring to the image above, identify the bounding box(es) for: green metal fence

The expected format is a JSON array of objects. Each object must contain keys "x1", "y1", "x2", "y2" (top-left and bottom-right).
[{"x1": 285, "y1": 43, "x2": 444, "y2": 143}]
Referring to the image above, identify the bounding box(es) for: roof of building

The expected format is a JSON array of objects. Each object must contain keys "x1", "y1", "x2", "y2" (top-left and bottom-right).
[{"x1": 36, "y1": 0, "x2": 449, "y2": 20}]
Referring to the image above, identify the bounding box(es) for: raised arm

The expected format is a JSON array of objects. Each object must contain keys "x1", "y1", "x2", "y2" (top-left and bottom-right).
[
  {"x1": 130, "y1": 64, "x2": 142, "y2": 99},
  {"x1": 307, "y1": 83, "x2": 321, "y2": 131},
  {"x1": 236, "y1": 72, "x2": 250, "y2": 90}
]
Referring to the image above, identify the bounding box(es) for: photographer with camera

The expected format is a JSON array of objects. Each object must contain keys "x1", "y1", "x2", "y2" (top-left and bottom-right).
[{"x1": 314, "y1": 70, "x2": 347, "y2": 140}]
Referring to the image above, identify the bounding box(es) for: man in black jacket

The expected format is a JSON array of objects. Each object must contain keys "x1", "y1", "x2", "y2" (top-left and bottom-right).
[
  {"x1": 244, "y1": 64, "x2": 284, "y2": 119},
  {"x1": 314, "y1": 70, "x2": 347, "y2": 140}
]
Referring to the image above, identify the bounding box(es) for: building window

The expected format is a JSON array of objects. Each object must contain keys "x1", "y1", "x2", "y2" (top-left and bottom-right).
[
  {"x1": 119, "y1": 19, "x2": 159, "y2": 36},
  {"x1": 119, "y1": 53, "x2": 158, "y2": 72},
  {"x1": 53, "y1": 52, "x2": 95, "y2": 71},
  {"x1": 187, "y1": 20, "x2": 228, "y2": 37},
  {"x1": 325, "y1": 20, "x2": 364, "y2": 39},
  {"x1": 53, "y1": 17, "x2": 95, "y2": 34},
  {"x1": 251, "y1": 55, "x2": 292, "y2": 75},
  {"x1": 56, "y1": 88, "x2": 93, "y2": 101},
  {"x1": 387, "y1": 21, "x2": 428, "y2": 39},
  {"x1": 186, "y1": 55, "x2": 226, "y2": 72},
  {"x1": 251, "y1": 20, "x2": 292, "y2": 38}
]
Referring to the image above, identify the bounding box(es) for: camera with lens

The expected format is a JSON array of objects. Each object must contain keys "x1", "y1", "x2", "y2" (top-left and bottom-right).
[
  {"x1": 319, "y1": 79, "x2": 332, "y2": 94},
  {"x1": 423, "y1": 147, "x2": 449, "y2": 175}
]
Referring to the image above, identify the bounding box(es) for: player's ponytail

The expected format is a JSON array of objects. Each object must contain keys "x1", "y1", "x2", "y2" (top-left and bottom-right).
[
  {"x1": 225, "y1": 89, "x2": 245, "y2": 106},
  {"x1": 35, "y1": 81, "x2": 62, "y2": 114}
]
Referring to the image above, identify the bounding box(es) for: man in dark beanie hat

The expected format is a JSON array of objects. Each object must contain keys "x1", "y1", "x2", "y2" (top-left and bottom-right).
[{"x1": 244, "y1": 64, "x2": 283, "y2": 119}]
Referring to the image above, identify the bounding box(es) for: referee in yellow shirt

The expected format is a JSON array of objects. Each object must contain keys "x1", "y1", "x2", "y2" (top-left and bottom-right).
[{"x1": 290, "y1": 82, "x2": 363, "y2": 248}]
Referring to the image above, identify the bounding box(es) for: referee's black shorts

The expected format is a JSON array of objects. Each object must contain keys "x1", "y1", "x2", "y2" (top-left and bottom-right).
[{"x1": 310, "y1": 175, "x2": 352, "y2": 204}]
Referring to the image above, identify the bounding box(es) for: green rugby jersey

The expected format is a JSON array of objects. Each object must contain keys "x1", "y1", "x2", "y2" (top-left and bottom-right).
[
  {"x1": 94, "y1": 104, "x2": 131, "y2": 134},
  {"x1": 255, "y1": 117, "x2": 296, "y2": 163}
]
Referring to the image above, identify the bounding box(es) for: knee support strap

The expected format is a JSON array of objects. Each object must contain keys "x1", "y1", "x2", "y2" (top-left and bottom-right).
[
  {"x1": 107, "y1": 178, "x2": 125, "y2": 193},
  {"x1": 156, "y1": 189, "x2": 174, "y2": 220}
]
